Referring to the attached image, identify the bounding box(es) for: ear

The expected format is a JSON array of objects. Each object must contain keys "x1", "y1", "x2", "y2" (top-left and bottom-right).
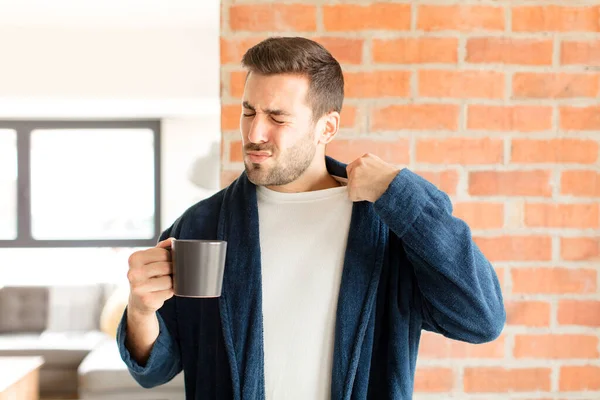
[{"x1": 317, "y1": 111, "x2": 340, "y2": 145}]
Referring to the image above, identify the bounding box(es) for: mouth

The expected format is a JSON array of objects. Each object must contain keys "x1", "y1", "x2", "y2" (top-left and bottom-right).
[{"x1": 245, "y1": 151, "x2": 272, "y2": 164}]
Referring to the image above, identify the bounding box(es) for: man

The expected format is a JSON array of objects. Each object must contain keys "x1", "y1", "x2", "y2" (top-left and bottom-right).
[{"x1": 118, "y1": 37, "x2": 505, "y2": 399}]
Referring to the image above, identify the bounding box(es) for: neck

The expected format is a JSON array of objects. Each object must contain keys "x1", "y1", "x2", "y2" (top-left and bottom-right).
[{"x1": 266, "y1": 150, "x2": 340, "y2": 193}]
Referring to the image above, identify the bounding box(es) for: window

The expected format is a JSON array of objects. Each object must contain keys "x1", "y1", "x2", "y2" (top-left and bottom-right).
[
  {"x1": 0, "y1": 129, "x2": 17, "y2": 240},
  {"x1": 0, "y1": 121, "x2": 161, "y2": 248}
]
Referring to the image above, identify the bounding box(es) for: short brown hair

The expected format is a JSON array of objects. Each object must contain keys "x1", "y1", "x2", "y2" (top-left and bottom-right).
[{"x1": 241, "y1": 36, "x2": 344, "y2": 121}]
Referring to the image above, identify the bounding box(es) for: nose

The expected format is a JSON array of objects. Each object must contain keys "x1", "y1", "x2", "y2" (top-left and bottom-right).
[{"x1": 247, "y1": 115, "x2": 269, "y2": 144}]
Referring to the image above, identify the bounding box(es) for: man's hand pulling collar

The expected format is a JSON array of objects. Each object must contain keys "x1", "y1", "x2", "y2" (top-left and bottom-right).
[{"x1": 346, "y1": 153, "x2": 401, "y2": 203}]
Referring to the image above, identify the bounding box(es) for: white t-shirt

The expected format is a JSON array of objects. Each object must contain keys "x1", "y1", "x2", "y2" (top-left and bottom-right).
[{"x1": 257, "y1": 183, "x2": 353, "y2": 399}]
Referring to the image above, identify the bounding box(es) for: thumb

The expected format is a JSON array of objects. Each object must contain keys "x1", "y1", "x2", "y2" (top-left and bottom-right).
[{"x1": 156, "y1": 237, "x2": 174, "y2": 249}]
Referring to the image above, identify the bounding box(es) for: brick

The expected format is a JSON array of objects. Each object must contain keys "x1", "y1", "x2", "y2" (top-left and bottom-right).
[
  {"x1": 415, "y1": 170, "x2": 459, "y2": 195},
  {"x1": 514, "y1": 334, "x2": 599, "y2": 359},
  {"x1": 560, "y1": 366, "x2": 600, "y2": 391},
  {"x1": 313, "y1": 37, "x2": 364, "y2": 65},
  {"x1": 512, "y1": 139, "x2": 598, "y2": 164},
  {"x1": 525, "y1": 203, "x2": 599, "y2": 229},
  {"x1": 371, "y1": 104, "x2": 459, "y2": 131},
  {"x1": 453, "y1": 202, "x2": 504, "y2": 229},
  {"x1": 560, "y1": 106, "x2": 600, "y2": 131},
  {"x1": 469, "y1": 170, "x2": 552, "y2": 197},
  {"x1": 562, "y1": 40, "x2": 600, "y2": 66},
  {"x1": 416, "y1": 138, "x2": 504, "y2": 165},
  {"x1": 220, "y1": 37, "x2": 266, "y2": 64},
  {"x1": 513, "y1": 72, "x2": 599, "y2": 99},
  {"x1": 231, "y1": 74, "x2": 249, "y2": 99},
  {"x1": 373, "y1": 38, "x2": 458, "y2": 64},
  {"x1": 419, "y1": 70, "x2": 505, "y2": 99},
  {"x1": 467, "y1": 105, "x2": 552, "y2": 132},
  {"x1": 229, "y1": 4, "x2": 317, "y2": 32},
  {"x1": 323, "y1": 3, "x2": 411, "y2": 31},
  {"x1": 229, "y1": 140, "x2": 243, "y2": 163},
  {"x1": 558, "y1": 300, "x2": 600, "y2": 326},
  {"x1": 513, "y1": 6, "x2": 600, "y2": 32},
  {"x1": 505, "y1": 301, "x2": 551, "y2": 327},
  {"x1": 561, "y1": 170, "x2": 600, "y2": 197},
  {"x1": 419, "y1": 331, "x2": 504, "y2": 359},
  {"x1": 229, "y1": 71, "x2": 246, "y2": 99},
  {"x1": 414, "y1": 367, "x2": 454, "y2": 392},
  {"x1": 221, "y1": 104, "x2": 240, "y2": 131},
  {"x1": 561, "y1": 237, "x2": 600, "y2": 261},
  {"x1": 326, "y1": 139, "x2": 409, "y2": 164},
  {"x1": 220, "y1": 170, "x2": 243, "y2": 189},
  {"x1": 344, "y1": 71, "x2": 410, "y2": 98},
  {"x1": 464, "y1": 367, "x2": 551, "y2": 392},
  {"x1": 417, "y1": 5, "x2": 504, "y2": 32},
  {"x1": 512, "y1": 268, "x2": 597, "y2": 294},
  {"x1": 466, "y1": 38, "x2": 553, "y2": 65},
  {"x1": 505, "y1": 201, "x2": 524, "y2": 229},
  {"x1": 340, "y1": 105, "x2": 357, "y2": 129},
  {"x1": 474, "y1": 236, "x2": 552, "y2": 262}
]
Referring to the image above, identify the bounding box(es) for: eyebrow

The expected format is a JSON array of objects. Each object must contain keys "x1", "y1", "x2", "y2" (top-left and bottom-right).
[{"x1": 243, "y1": 101, "x2": 292, "y2": 117}]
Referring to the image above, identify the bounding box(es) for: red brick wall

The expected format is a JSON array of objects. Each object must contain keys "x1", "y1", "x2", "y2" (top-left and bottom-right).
[{"x1": 220, "y1": 2, "x2": 600, "y2": 397}]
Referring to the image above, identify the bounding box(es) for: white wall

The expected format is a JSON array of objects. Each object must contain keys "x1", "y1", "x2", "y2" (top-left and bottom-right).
[
  {"x1": 0, "y1": 27, "x2": 218, "y2": 101},
  {"x1": 0, "y1": 8, "x2": 223, "y2": 285},
  {"x1": 0, "y1": 24, "x2": 222, "y2": 230},
  {"x1": 161, "y1": 117, "x2": 221, "y2": 228}
]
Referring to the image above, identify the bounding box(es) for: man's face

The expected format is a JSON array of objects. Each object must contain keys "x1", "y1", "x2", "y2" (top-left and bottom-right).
[{"x1": 240, "y1": 72, "x2": 319, "y2": 187}]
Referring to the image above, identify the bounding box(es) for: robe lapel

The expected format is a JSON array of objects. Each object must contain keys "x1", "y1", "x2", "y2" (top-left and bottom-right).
[
  {"x1": 326, "y1": 157, "x2": 387, "y2": 400},
  {"x1": 217, "y1": 172, "x2": 264, "y2": 400}
]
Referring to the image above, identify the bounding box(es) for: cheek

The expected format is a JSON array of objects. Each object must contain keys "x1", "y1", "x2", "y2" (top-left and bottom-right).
[
  {"x1": 272, "y1": 128, "x2": 293, "y2": 150},
  {"x1": 280, "y1": 127, "x2": 313, "y2": 150}
]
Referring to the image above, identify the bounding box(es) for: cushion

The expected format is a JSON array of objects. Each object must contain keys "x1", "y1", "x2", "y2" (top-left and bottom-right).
[
  {"x1": 0, "y1": 331, "x2": 109, "y2": 367},
  {"x1": 78, "y1": 340, "x2": 185, "y2": 392},
  {"x1": 0, "y1": 286, "x2": 48, "y2": 333},
  {"x1": 46, "y1": 285, "x2": 108, "y2": 332},
  {"x1": 0, "y1": 284, "x2": 114, "y2": 334},
  {"x1": 100, "y1": 286, "x2": 129, "y2": 339}
]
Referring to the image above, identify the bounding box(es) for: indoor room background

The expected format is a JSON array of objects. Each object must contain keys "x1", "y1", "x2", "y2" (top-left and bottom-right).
[{"x1": 1, "y1": 0, "x2": 599, "y2": 399}]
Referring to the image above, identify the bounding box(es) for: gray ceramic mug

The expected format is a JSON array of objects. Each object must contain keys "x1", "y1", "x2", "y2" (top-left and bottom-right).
[{"x1": 171, "y1": 239, "x2": 227, "y2": 298}]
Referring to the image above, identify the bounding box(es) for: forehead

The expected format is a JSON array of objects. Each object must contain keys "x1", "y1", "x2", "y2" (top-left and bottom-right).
[{"x1": 243, "y1": 72, "x2": 311, "y2": 112}]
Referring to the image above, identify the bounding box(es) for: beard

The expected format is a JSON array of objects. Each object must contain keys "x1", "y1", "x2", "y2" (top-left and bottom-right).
[{"x1": 244, "y1": 130, "x2": 317, "y2": 187}]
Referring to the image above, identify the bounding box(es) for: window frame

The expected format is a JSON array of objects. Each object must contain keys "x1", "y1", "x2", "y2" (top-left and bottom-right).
[{"x1": 0, "y1": 120, "x2": 161, "y2": 248}]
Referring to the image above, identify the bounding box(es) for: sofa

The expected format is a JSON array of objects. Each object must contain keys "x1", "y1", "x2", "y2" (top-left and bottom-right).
[
  {"x1": 0, "y1": 284, "x2": 184, "y2": 399},
  {"x1": 78, "y1": 339, "x2": 184, "y2": 400}
]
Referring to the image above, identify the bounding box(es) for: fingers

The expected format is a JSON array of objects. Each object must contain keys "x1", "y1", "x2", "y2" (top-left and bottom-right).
[
  {"x1": 129, "y1": 247, "x2": 171, "y2": 268},
  {"x1": 128, "y1": 261, "x2": 172, "y2": 285},
  {"x1": 146, "y1": 261, "x2": 173, "y2": 278},
  {"x1": 156, "y1": 237, "x2": 174, "y2": 249},
  {"x1": 136, "y1": 275, "x2": 173, "y2": 293},
  {"x1": 346, "y1": 158, "x2": 359, "y2": 177},
  {"x1": 155, "y1": 288, "x2": 175, "y2": 302},
  {"x1": 346, "y1": 153, "x2": 370, "y2": 177},
  {"x1": 126, "y1": 240, "x2": 176, "y2": 315},
  {"x1": 128, "y1": 283, "x2": 174, "y2": 315}
]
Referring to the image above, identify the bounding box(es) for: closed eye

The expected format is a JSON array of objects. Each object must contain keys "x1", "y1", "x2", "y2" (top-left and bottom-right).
[{"x1": 243, "y1": 113, "x2": 285, "y2": 124}]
